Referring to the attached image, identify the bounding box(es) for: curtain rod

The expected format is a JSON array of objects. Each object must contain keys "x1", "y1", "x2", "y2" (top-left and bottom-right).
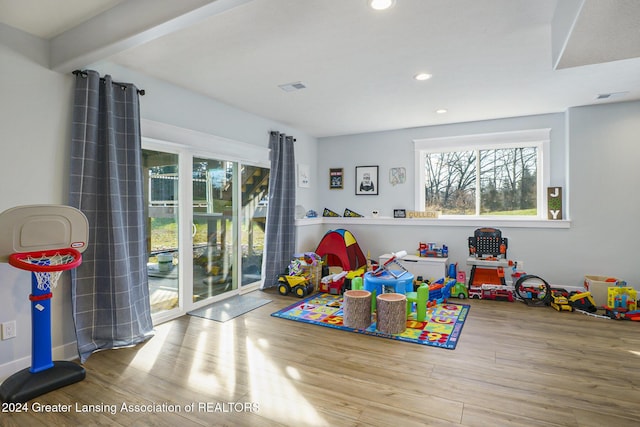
[
  {"x1": 269, "y1": 130, "x2": 296, "y2": 142},
  {"x1": 72, "y1": 70, "x2": 146, "y2": 96}
]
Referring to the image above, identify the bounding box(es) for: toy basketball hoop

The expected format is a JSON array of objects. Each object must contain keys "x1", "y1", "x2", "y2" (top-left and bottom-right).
[
  {"x1": 9, "y1": 248, "x2": 82, "y2": 292},
  {"x1": 0, "y1": 205, "x2": 88, "y2": 403}
]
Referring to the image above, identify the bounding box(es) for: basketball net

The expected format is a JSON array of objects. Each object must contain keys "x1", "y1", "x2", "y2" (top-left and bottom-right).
[{"x1": 26, "y1": 252, "x2": 77, "y2": 291}]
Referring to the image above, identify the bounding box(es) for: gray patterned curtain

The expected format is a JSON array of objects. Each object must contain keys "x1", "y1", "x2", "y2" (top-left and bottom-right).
[
  {"x1": 262, "y1": 131, "x2": 296, "y2": 288},
  {"x1": 69, "y1": 70, "x2": 153, "y2": 363}
]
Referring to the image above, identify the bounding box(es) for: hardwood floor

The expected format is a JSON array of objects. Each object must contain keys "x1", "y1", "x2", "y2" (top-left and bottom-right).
[{"x1": 3, "y1": 290, "x2": 640, "y2": 426}]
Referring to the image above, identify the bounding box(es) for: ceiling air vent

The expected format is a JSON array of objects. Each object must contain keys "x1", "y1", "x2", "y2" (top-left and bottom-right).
[
  {"x1": 278, "y1": 82, "x2": 307, "y2": 92},
  {"x1": 596, "y1": 91, "x2": 629, "y2": 100}
]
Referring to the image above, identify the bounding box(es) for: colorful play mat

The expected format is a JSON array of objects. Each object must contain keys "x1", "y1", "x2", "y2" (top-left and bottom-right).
[{"x1": 271, "y1": 293, "x2": 469, "y2": 350}]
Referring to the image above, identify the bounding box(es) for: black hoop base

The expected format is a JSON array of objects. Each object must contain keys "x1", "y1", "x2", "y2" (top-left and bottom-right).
[{"x1": 0, "y1": 361, "x2": 85, "y2": 403}]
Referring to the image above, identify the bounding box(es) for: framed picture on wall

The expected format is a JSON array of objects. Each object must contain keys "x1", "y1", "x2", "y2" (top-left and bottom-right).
[
  {"x1": 389, "y1": 167, "x2": 406, "y2": 186},
  {"x1": 329, "y1": 168, "x2": 343, "y2": 189},
  {"x1": 355, "y1": 165, "x2": 378, "y2": 195}
]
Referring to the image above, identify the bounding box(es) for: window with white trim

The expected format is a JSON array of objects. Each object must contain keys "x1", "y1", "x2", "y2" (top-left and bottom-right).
[{"x1": 414, "y1": 129, "x2": 550, "y2": 218}]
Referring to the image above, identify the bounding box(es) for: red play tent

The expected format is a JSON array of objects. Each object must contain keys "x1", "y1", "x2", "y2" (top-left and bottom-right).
[{"x1": 315, "y1": 229, "x2": 367, "y2": 271}]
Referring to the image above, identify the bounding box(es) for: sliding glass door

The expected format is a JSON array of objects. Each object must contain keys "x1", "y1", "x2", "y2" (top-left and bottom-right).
[
  {"x1": 142, "y1": 132, "x2": 270, "y2": 322},
  {"x1": 191, "y1": 160, "x2": 271, "y2": 303},
  {"x1": 192, "y1": 157, "x2": 237, "y2": 303},
  {"x1": 240, "y1": 165, "x2": 270, "y2": 286}
]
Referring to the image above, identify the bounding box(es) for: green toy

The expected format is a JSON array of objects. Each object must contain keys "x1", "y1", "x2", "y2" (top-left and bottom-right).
[{"x1": 406, "y1": 283, "x2": 430, "y2": 321}]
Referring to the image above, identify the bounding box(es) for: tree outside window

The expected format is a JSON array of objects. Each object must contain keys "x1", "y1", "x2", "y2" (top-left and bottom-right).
[{"x1": 416, "y1": 129, "x2": 548, "y2": 218}]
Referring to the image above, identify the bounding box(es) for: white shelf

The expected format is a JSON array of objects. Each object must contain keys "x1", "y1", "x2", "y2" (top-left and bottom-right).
[{"x1": 296, "y1": 216, "x2": 570, "y2": 229}]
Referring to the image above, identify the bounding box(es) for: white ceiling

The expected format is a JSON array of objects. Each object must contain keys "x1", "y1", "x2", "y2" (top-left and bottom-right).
[{"x1": 2, "y1": 0, "x2": 640, "y2": 137}]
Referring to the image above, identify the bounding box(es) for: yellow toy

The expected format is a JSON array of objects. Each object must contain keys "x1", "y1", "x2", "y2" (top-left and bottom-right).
[
  {"x1": 277, "y1": 274, "x2": 314, "y2": 298},
  {"x1": 550, "y1": 288, "x2": 573, "y2": 312},
  {"x1": 607, "y1": 287, "x2": 637, "y2": 312},
  {"x1": 568, "y1": 291, "x2": 597, "y2": 313}
]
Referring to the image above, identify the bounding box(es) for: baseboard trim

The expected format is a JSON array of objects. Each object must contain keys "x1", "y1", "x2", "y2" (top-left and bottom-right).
[{"x1": 0, "y1": 341, "x2": 79, "y2": 382}]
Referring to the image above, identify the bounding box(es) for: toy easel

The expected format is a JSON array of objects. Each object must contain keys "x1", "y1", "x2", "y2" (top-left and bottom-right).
[{"x1": 0, "y1": 205, "x2": 88, "y2": 403}]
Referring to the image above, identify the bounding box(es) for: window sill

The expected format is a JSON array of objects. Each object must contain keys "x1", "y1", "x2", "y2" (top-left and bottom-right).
[{"x1": 296, "y1": 216, "x2": 570, "y2": 229}]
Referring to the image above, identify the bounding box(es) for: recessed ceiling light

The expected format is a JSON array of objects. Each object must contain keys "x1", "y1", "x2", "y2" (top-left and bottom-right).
[
  {"x1": 414, "y1": 73, "x2": 432, "y2": 81},
  {"x1": 369, "y1": 0, "x2": 395, "y2": 11},
  {"x1": 436, "y1": 109, "x2": 448, "y2": 114}
]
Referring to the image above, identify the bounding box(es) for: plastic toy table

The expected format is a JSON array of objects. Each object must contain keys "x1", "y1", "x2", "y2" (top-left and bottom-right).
[{"x1": 364, "y1": 270, "x2": 414, "y2": 310}]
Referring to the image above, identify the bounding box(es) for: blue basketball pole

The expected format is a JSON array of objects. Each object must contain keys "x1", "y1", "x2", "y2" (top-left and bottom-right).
[
  {"x1": 29, "y1": 272, "x2": 55, "y2": 373},
  {"x1": 0, "y1": 264, "x2": 85, "y2": 403}
]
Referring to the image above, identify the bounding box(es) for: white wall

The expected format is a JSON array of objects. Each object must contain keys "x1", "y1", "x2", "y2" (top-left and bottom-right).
[
  {"x1": 89, "y1": 61, "x2": 319, "y2": 211},
  {"x1": 0, "y1": 25, "x2": 318, "y2": 379},
  {"x1": 306, "y1": 104, "x2": 639, "y2": 291},
  {"x1": 565, "y1": 101, "x2": 640, "y2": 286},
  {"x1": 0, "y1": 24, "x2": 77, "y2": 380},
  {"x1": 315, "y1": 113, "x2": 566, "y2": 219}
]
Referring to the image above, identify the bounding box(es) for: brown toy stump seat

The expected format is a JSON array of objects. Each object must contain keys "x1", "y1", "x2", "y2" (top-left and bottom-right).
[
  {"x1": 376, "y1": 293, "x2": 407, "y2": 334},
  {"x1": 343, "y1": 289, "x2": 372, "y2": 329}
]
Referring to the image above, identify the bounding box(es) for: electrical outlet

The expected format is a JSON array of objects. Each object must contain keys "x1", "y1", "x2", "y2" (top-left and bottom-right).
[{"x1": 2, "y1": 321, "x2": 16, "y2": 340}]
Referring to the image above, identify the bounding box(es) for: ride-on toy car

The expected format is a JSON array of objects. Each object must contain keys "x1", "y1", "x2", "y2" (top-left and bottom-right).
[{"x1": 277, "y1": 274, "x2": 315, "y2": 298}]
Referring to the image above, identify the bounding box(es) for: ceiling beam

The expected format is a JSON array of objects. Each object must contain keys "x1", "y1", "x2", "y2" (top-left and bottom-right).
[
  {"x1": 50, "y1": 0, "x2": 254, "y2": 73},
  {"x1": 551, "y1": 0, "x2": 584, "y2": 70}
]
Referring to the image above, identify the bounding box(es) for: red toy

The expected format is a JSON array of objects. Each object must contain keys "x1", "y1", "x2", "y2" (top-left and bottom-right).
[
  {"x1": 319, "y1": 271, "x2": 348, "y2": 295},
  {"x1": 480, "y1": 284, "x2": 514, "y2": 302},
  {"x1": 315, "y1": 229, "x2": 367, "y2": 272}
]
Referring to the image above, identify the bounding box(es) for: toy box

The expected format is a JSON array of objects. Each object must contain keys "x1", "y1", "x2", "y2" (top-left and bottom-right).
[{"x1": 584, "y1": 275, "x2": 620, "y2": 308}]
